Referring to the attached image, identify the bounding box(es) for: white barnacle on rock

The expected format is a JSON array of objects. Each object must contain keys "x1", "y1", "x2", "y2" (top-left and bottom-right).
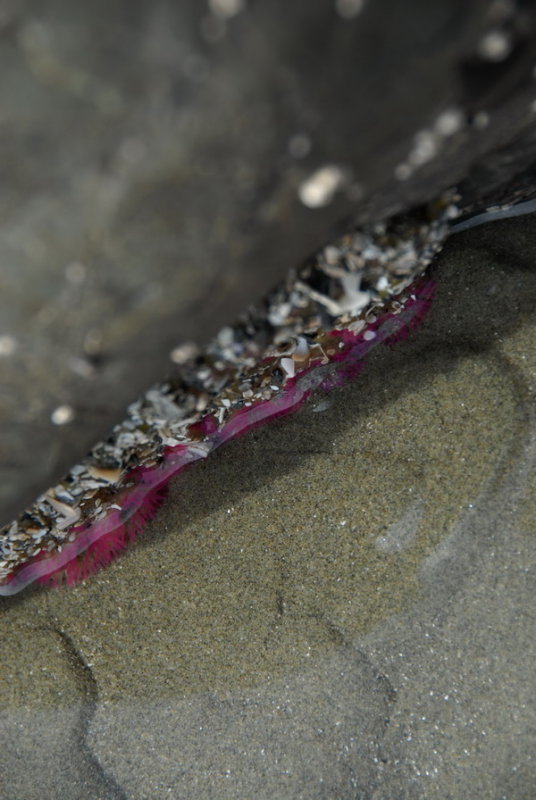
[
  {"x1": 298, "y1": 165, "x2": 347, "y2": 208},
  {"x1": 409, "y1": 130, "x2": 437, "y2": 167},
  {"x1": 45, "y1": 495, "x2": 81, "y2": 530},
  {"x1": 280, "y1": 357, "x2": 296, "y2": 379},
  {"x1": 478, "y1": 29, "x2": 512, "y2": 61},
  {"x1": 340, "y1": 272, "x2": 371, "y2": 314},
  {"x1": 51, "y1": 404, "x2": 75, "y2": 425},
  {"x1": 268, "y1": 302, "x2": 292, "y2": 327}
]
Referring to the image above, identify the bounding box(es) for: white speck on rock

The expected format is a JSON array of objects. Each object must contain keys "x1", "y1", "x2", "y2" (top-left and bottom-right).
[
  {"x1": 434, "y1": 108, "x2": 464, "y2": 138},
  {"x1": 170, "y1": 342, "x2": 199, "y2": 364},
  {"x1": 409, "y1": 130, "x2": 437, "y2": 167},
  {"x1": 0, "y1": 334, "x2": 17, "y2": 357},
  {"x1": 477, "y1": 29, "x2": 512, "y2": 62},
  {"x1": 298, "y1": 165, "x2": 347, "y2": 208},
  {"x1": 335, "y1": 0, "x2": 365, "y2": 19},
  {"x1": 209, "y1": 0, "x2": 245, "y2": 19},
  {"x1": 51, "y1": 404, "x2": 75, "y2": 425}
]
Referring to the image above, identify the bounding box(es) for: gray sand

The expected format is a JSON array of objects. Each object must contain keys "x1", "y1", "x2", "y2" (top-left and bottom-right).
[{"x1": 1, "y1": 217, "x2": 535, "y2": 799}]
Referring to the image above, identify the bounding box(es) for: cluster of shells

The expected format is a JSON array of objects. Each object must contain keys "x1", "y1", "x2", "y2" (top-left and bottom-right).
[{"x1": 0, "y1": 193, "x2": 458, "y2": 582}]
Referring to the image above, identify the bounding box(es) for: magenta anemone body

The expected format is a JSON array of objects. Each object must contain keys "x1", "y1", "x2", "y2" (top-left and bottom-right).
[{"x1": 0, "y1": 277, "x2": 435, "y2": 595}]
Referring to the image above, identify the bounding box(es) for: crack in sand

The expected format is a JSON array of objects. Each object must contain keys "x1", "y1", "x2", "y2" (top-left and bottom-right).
[{"x1": 49, "y1": 625, "x2": 129, "y2": 800}]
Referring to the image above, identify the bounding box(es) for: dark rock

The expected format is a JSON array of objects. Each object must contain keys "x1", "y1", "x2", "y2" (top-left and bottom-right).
[{"x1": 0, "y1": 0, "x2": 534, "y2": 523}]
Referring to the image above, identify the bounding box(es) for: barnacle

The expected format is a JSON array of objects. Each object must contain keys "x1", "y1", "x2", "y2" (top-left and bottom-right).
[{"x1": 0, "y1": 190, "x2": 463, "y2": 594}]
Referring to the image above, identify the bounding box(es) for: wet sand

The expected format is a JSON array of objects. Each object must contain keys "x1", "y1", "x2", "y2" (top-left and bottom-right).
[{"x1": 1, "y1": 215, "x2": 535, "y2": 799}]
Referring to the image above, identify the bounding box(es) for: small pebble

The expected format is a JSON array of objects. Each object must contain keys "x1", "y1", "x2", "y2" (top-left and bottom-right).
[
  {"x1": 477, "y1": 29, "x2": 512, "y2": 62},
  {"x1": 298, "y1": 165, "x2": 346, "y2": 208},
  {"x1": 51, "y1": 405, "x2": 75, "y2": 425},
  {"x1": 170, "y1": 342, "x2": 199, "y2": 365},
  {"x1": 434, "y1": 108, "x2": 464, "y2": 138}
]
